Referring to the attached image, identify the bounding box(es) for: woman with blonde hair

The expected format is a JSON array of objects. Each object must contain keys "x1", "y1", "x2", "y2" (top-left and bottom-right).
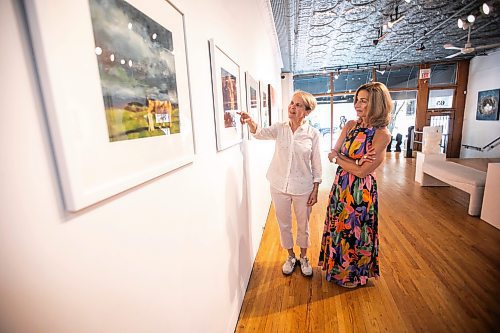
[
  {"x1": 319, "y1": 82, "x2": 392, "y2": 288},
  {"x1": 239, "y1": 90, "x2": 322, "y2": 277}
]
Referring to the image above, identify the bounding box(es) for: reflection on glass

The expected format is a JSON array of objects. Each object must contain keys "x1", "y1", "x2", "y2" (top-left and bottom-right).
[{"x1": 221, "y1": 68, "x2": 237, "y2": 128}]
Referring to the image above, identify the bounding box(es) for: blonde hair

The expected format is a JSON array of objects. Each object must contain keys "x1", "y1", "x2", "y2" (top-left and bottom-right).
[
  {"x1": 354, "y1": 82, "x2": 392, "y2": 128},
  {"x1": 293, "y1": 90, "x2": 317, "y2": 112}
]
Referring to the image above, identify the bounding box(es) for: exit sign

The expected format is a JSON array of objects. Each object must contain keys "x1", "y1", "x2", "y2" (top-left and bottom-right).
[{"x1": 420, "y1": 68, "x2": 431, "y2": 80}]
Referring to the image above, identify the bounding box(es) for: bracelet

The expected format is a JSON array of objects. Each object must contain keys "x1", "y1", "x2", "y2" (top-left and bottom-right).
[{"x1": 355, "y1": 159, "x2": 359, "y2": 166}]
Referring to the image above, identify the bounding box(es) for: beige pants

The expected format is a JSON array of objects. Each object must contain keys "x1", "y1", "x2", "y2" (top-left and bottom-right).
[{"x1": 270, "y1": 186, "x2": 312, "y2": 250}]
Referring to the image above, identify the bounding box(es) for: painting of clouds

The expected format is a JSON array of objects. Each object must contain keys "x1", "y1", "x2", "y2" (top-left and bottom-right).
[{"x1": 89, "y1": 0, "x2": 180, "y2": 141}]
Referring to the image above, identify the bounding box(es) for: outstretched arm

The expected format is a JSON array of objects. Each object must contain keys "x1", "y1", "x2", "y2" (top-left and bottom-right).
[
  {"x1": 237, "y1": 111, "x2": 257, "y2": 133},
  {"x1": 238, "y1": 111, "x2": 278, "y2": 139}
]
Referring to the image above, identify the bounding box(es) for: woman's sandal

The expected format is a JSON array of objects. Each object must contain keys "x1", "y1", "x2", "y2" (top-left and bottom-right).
[{"x1": 340, "y1": 282, "x2": 358, "y2": 289}]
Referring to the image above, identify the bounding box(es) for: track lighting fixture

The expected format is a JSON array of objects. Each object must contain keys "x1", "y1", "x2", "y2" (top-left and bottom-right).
[
  {"x1": 321, "y1": 61, "x2": 392, "y2": 74},
  {"x1": 415, "y1": 42, "x2": 425, "y2": 52},
  {"x1": 376, "y1": 5, "x2": 405, "y2": 39},
  {"x1": 386, "y1": 6, "x2": 405, "y2": 30},
  {"x1": 458, "y1": 2, "x2": 493, "y2": 30},
  {"x1": 481, "y1": 3, "x2": 491, "y2": 15}
]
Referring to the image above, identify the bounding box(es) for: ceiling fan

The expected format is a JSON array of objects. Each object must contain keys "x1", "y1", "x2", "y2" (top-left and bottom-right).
[{"x1": 443, "y1": 25, "x2": 500, "y2": 59}]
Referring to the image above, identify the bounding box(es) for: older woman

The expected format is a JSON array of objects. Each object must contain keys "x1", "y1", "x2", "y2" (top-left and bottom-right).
[
  {"x1": 319, "y1": 82, "x2": 392, "y2": 288},
  {"x1": 239, "y1": 90, "x2": 322, "y2": 277}
]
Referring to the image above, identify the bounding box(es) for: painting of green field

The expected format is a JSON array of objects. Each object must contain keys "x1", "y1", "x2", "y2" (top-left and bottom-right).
[
  {"x1": 105, "y1": 105, "x2": 180, "y2": 142},
  {"x1": 90, "y1": 0, "x2": 180, "y2": 142}
]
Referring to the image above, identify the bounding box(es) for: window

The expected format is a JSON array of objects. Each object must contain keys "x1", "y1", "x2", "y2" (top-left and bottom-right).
[
  {"x1": 293, "y1": 75, "x2": 329, "y2": 94},
  {"x1": 333, "y1": 94, "x2": 354, "y2": 104},
  {"x1": 332, "y1": 94, "x2": 357, "y2": 145},
  {"x1": 389, "y1": 91, "x2": 417, "y2": 150},
  {"x1": 429, "y1": 63, "x2": 457, "y2": 86},
  {"x1": 428, "y1": 89, "x2": 455, "y2": 109},
  {"x1": 306, "y1": 96, "x2": 331, "y2": 151},
  {"x1": 333, "y1": 71, "x2": 372, "y2": 93},
  {"x1": 391, "y1": 90, "x2": 417, "y2": 103},
  {"x1": 430, "y1": 115, "x2": 450, "y2": 153},
  {"x1": 376, "y1": 66, "x2": 418, "y2": 89}
]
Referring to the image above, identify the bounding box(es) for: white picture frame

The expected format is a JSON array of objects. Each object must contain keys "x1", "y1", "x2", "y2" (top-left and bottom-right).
[
  {"x1": 244, "y1": 72, "x2": 261, "y2": 139},
  {"x1": 24, "y1": 0, "x2": 195, "y2": 212},
  {"x1": 268, "y1": 83, "x2": 280, "y2": 125},
  {"x1": 208, "y1": 39, "x2": 242, "y2": 151},
  {"x1": 259, "y1": 81, "x2": 270, "y2": 128}
]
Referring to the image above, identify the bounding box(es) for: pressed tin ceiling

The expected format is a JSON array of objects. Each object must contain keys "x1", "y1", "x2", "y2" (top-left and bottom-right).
[{"x1": 270, "y1": 0, "x2": 500, "y2": 74}]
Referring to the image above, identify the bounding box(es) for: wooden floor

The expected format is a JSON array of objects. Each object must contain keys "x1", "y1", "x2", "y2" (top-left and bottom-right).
[{"x1": 236, "y1": 153, "x2": 500, "y2": 333}]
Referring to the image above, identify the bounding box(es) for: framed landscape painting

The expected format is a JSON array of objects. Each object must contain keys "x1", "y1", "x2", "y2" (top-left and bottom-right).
[
  {"x1": 24, "y1": 0, "x2": 195, "y2": 211},
  {"x1": 245, "y1": 72, "x2": 260, "y2": 139},
  {"x1": 476, "y1": 89, "x2": 500, "y2": 121},
  {"x1": 209, "y1": 39, "x2": 242, "y2": 150}
]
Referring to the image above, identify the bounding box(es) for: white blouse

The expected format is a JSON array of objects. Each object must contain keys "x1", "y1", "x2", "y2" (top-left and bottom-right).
[{"x1": 253, "y1": 121, "x2": 322, "y2": 195}]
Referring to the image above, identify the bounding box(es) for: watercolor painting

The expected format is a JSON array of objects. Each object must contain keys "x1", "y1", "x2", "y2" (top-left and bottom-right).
[{"x1": 90, "y1": 0, "x2": 180, "y2": 141}]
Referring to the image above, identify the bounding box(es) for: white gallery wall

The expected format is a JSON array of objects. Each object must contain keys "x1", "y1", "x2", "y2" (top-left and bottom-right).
[
  {"x1": 0, "y1": 0, "x2": 282, "y2": 332},
  {"x1": 461, "y1": 50, "x2": 500, "y2": 158}
]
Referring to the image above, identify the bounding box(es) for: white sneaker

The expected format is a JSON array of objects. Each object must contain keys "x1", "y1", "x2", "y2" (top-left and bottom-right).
[
  {"x1": 282, "y1": 255, "x2": 297, "y2": 275},
  {"x1": 299, "y1": 256, "x2": 313, "y2": 277}
]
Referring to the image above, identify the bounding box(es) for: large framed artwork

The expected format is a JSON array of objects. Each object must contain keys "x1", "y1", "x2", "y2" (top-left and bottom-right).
[
  {"x1": 209, "y1": 39, "x2": 242, "y2": 150},
  {"x1": 260, "y1": 81, "x2": 270, "y2": 128},
  {"x1": 476, "y1": 89, "x2": 500, "y2": 121},
  {"x1": 245, "y1": 72, "x2": 260, "y2": 139},
  {"x1": 24, "y1": 0, "x2": 195, "y2": 211}
]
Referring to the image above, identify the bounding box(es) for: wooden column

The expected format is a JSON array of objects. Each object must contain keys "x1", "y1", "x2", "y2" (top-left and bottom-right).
[
  {"x1": 449, "y1": 60, "x2": 469, "y2": 157},
  {"x1": 415, "y1": 63, "x2": 430, "y2": 151}
]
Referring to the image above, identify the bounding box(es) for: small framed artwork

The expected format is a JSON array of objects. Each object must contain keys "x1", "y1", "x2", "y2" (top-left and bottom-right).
[
  {"x1": 260, "y1": 81, "x2": 270, "y2": 127},
  {"x1": 245, "y1": 72, "x2": 260, "y2": 139},
  {"x1": 208, "y1": 39, "x2": 242, "y2": 150},
  {"x1": 476, "y1": 89, "x2": 499, "y2": 121},
  {"x1": 25, "y1": 0, "x2": 195, "y2": 211}
]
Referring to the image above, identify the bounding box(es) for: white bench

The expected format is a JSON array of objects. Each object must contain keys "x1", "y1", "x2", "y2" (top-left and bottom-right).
[
  {"x1": 481, "y1": 163, "x2": 500, "y2": 229},
  {"x1": 415, "y1": 152, "x2": 487, "y2": 216}
]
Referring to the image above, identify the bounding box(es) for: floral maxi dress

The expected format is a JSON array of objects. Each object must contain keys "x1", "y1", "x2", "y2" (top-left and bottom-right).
[{"x1": 318, "y1": 122, "x2": 379, "y2": 287}]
